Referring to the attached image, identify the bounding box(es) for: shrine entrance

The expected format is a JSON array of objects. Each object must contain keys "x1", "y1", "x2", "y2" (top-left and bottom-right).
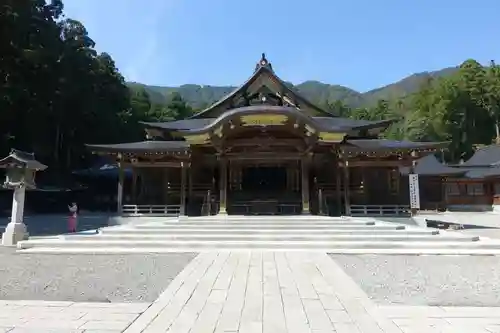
[
  {"x1": 241, "y1": 166, "x2": 287, "y2": 192},
  {"x1": 227, "y1": 160, "x2": 303, "y2": 215}
]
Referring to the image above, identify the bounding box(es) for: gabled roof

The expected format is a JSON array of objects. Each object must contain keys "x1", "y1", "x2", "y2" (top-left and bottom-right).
[
  {"x1": 458, "y1": 145, "x2": 500, "y2": 167},
  {"x1": 190, "y1": 54, "x2": 333, "y2": 119},
  {"x1": 399, "y1": 155, "x2": 466, "y2": 176}
]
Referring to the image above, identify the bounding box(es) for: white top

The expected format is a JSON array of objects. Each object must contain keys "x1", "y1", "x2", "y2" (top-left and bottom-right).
[{"x1": 69, "y1": 204, "x2": 78, "y2": 213}]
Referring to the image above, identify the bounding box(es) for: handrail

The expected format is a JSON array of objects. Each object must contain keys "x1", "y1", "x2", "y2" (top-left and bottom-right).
[
  {"x1": 122, "y1": 204, "x2": 181, "y2": 216},
  {"x1": 350, "y1": 204, "x2": 410, "y2": 216}
]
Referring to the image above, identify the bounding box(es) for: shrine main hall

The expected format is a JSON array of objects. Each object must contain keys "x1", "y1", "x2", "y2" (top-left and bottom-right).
[{"x1": 87, "y1": 55, "x2": 446, "y2": 217}]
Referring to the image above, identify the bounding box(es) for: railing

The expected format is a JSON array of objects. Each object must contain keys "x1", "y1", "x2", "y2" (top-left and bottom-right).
[
  {"x1": 165, "y1": 183, "x2": 213, "y2": 192},
  {"x1": 230, "y1": 201, "x2": 302, "y2": 215},
  {"x1": 349, "y1": 205, "x2": 410, "y2": 216},
  {"x1": 122, "y1": 204, "x2": 181, "y2": 216}
]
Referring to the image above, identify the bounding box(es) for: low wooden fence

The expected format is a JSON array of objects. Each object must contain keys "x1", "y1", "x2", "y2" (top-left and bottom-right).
[
  {"x1": 122, "y1": 204, "x2": 181, "y2": 216},
  {"x1": 349, "y1": 205, "x2": 410, "y2": 216}
]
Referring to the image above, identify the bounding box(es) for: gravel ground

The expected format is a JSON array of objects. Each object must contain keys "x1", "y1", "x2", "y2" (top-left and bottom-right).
[
  {"x1": 0, "y1": 248, "x2": 197, "y2": 303},
  {"x1": 331, "y1": 254, "x2": 500, "y2": 307}
]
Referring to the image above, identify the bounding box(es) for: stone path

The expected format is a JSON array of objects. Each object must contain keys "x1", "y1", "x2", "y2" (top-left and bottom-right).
[
  {"x1": 0, "y1": 300, "x2": 149, "y2": 332},
  {"x1": 3, "y1": 251, "x2": 500, "y2": 332}
]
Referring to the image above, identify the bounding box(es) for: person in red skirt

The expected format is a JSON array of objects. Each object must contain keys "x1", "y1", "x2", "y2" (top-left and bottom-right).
[{"x1": 67, "y1": 202, "x2": 78, "y2": 233}]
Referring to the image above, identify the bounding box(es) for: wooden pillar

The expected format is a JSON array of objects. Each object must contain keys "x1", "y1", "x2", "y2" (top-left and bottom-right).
[
  {"x1": 219, "y1": 158, "x2": 227, "y2": 215},
  {"x1": 131, "y1": 168, "x2": 138, "y2": 203},
  {"x1": 117, "y1": 155, "x2": 124, "y2": 215},
  {"x1": 301, "y1": 156, "x2": 311, "y2": 214},
  {"x1": 336, "y1": 163, "x2": 342, "y2": 215},
  {"x1": 343, "y1": 159, "x2": 351, "y2": 216},
  {"x1": 188, "y1": 164, "x2": 193, "y2": 213},
  {"x1": 180, "y1": 162, "x2": 187, "y2": 216}
]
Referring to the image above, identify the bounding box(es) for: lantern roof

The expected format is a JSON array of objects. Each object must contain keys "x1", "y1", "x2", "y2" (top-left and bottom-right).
[{"x1": 0, "y1": 149, "x2": 47, "y2": 170}]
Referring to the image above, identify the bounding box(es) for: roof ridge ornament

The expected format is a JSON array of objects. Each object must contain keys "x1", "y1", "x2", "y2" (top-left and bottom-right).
[{"x1": 255, "y1": 53, "x2": 273, "y2": 72}]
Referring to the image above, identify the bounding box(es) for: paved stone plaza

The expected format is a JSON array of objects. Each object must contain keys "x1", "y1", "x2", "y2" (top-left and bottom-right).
[
  {"x1": 3, "y1": 213, "x2": 500, "y2": 332},
  {"x1": 2, "y1": 251, "x2": 500, "y2": 332}
]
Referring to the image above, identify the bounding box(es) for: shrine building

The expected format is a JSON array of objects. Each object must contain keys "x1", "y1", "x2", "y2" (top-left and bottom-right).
[{"x1": 87, "y1": 54, "x2": 447, "y2": 216}]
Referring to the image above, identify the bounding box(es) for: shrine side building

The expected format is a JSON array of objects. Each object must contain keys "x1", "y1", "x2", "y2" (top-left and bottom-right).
[{"x1": 87, "y1": 55, "x2": 446, "y2": 216}]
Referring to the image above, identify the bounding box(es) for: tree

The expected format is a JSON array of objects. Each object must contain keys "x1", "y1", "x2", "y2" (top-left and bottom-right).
[{"x1": 166, "y1": 92, "x2": 193, "y2": 120}]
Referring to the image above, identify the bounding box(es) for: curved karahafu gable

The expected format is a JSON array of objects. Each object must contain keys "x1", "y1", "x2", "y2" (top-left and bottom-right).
[
  {"x1": 173, "y1": 106, "x2": 353, "y2": 145},
  {"x1": 142, "y1": 106, "x2": 395, "y2": 145}
]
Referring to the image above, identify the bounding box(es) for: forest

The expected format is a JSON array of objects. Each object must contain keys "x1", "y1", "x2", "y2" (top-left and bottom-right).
[{"x1": 1, "y1": 1, "x2": 500, "y2": 182}]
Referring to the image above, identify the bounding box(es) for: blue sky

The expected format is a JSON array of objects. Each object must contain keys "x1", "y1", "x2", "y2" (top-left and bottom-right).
[{"x1": 63, "y1": 0, "x2": 500, "y2": 92}]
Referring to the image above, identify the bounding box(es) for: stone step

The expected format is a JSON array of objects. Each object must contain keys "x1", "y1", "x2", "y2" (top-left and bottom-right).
[
  {"x1": 178, "y1": 216, "x2": 355, "y2": 221},
  {"x1": 132, "y1": 223, "x2": 378, "y2": 230},
  {"x1": 60, "y1": 233, "x2": 459, "y2": 242},
  {"x1": 99, "y1": 228, "x2": 430, "y2": 236},
  {"x1": 139, "y1": 221, "x2": 377, "y2": 227},
  {"x1": 101, "y1": 225, "x2": 407, "y2": 234},
  {"x1": 18, "y1": 247, "x2": 500, "y2": 255},
  {"x1": 18, "y1": 237, "x2": 493, "y2": 251}
]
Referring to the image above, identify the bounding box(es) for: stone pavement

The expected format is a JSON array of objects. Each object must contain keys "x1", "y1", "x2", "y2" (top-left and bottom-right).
[
  {"x1": 3, "y1": 251, "x2": 500, "y2": 332},
  {"x1": 0, "y1": 300, "x2": 149, "y2": 332}
]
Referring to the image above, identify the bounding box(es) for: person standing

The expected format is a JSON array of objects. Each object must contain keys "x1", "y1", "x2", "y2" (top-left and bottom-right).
[{"x1": 68, "y1": 202, "x2": 78, "y2": 233}]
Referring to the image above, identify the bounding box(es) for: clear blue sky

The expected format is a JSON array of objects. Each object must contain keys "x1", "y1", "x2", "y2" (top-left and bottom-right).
[{"x1": 63, "y1": 0, "x2": 500, "y2": 92}]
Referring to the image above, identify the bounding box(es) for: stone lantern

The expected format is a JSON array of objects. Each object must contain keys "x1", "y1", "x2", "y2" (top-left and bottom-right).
[{"x1": 0, "y1": 149, "x2": 47, "y2": 246}]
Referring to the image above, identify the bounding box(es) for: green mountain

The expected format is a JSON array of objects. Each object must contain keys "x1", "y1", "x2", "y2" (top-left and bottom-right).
[{"x1": 129, "y1": 67, "x2": 457, "y2": 110}]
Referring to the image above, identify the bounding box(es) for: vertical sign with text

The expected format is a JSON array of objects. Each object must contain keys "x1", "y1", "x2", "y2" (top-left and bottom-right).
[{"x1": 408, "y1": 174, "x2": 420, "y2": 209}]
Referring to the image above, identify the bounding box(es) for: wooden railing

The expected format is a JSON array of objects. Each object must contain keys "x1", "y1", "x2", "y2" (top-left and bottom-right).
[
  {"x1": 230, "y1": 201, "x2": 301, "y2": 215},
  {"x1": 349, "y1": 205, "x2": 410, "y2": 216},
  {"x1": 166, "y1": 183, "x2": 213, "y2": 192},
  {"x1": 122, "y1": 205, "x2": 181, "y2": 216}
]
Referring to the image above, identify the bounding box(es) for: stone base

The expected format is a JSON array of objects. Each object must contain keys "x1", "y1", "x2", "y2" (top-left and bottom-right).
[{"x1": 2, "y1": 222, "x2": 29, "y2": 246}]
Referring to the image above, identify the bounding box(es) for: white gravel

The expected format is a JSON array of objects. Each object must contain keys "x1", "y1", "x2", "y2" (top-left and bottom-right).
[
  {"x1": 331, "y1": 254, "x2": 500, "y2": 307},
  {"x1": 0, "y1": 248, "x2": 197, "y2": 303}
]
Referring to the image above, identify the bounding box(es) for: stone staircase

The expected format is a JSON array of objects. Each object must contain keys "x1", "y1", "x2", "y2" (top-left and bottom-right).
[{"x1": 15, "y1": 215, "x2": 500, "y2": 254}]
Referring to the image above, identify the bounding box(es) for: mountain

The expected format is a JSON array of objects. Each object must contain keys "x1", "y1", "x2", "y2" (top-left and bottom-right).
[{"x1": 128, "y1": 67, "x2": 457, "y2": 110}]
